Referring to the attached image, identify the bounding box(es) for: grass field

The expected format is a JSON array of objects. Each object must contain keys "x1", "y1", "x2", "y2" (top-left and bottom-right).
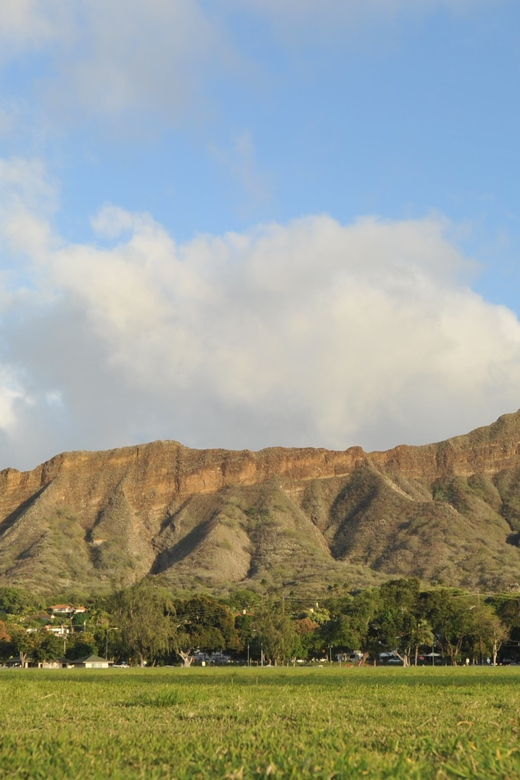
[{"x1": 1, "y1": 666, "x2": 520, "y2": 779}]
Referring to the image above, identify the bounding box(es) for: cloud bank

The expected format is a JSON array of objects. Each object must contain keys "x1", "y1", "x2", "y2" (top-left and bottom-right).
[{"x1": 1, "y1": 156, "x2": 520, "y2": 470}]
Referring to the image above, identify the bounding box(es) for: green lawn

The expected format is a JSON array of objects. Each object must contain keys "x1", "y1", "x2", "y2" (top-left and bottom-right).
[{"x1": 1, "y1": 666, "x2": 520, "y2": 778}]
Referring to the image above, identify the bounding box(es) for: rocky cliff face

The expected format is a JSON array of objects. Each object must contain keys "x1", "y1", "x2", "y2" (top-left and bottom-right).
[{"x1": 2, "y1": 410, "x2": 520, "y2": 595}]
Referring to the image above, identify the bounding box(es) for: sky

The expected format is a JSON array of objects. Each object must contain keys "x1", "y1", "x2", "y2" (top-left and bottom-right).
[{"x1": 0, "y1": 0, "x2": 520, "y2": 471}]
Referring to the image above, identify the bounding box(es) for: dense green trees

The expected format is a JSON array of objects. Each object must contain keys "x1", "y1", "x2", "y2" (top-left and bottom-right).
[
  {"x1": 320, "y1": 580, "x2": 514, "y2": 667},
  {"x1": 7, "y1": 627, "x2": 35, "y2": 667},
  {"x1": 322, "y1": 590, "x2": 379, "y2": 663},
  {"x1": 30, "y1": 632, "x2": 64, "y2": 664},
  {"x1": 1, "y1": 579, "x2": 519, "y2": 667},
  {"x1": 111, "y1": 581, "x2": 174, "y2": 667},
  {"x1": 253, "y1": 604, "x2": 300, "y2": 665},
  {"x1": 0, "y1": 627, "x2": 62, "y2": 667},
  {"x1": 65, "y1": 632, "x2": 99, "y2": 660},
  {"x1": 0, "y1": 587, "x2": 41, "y2": 616},
  {"x1": 172, "y1": 595, "x2": 240, "y2": 666}
]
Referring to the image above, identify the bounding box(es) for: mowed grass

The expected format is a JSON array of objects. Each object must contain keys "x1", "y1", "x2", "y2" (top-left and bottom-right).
[{"x1": 1, "y1": 667, "x2": 520, "y2": 779}]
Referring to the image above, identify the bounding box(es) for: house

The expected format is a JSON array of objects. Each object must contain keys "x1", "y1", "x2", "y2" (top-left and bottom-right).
[
  {"x1": 28, "y1": 658, "x2": 71, "y2": 669},
  {"x1": 49, "y1": 604, "x2": 75, "y2": 616},
  {"x1": 70, "y1": 654, "x2": 110, "y2": 669},
  {"x1": 44, "y1": 624, "x2": 71, "y2": 637}
]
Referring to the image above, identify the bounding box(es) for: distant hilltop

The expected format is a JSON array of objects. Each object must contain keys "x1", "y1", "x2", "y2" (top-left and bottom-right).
[{"x1": 2, "y1": 410, "x2": 520, "y2": 595}]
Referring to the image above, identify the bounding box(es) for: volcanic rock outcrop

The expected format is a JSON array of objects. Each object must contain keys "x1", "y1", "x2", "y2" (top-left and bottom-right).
[{"x1": 2, "y1": 410, "x2": 520, "y2": 594}]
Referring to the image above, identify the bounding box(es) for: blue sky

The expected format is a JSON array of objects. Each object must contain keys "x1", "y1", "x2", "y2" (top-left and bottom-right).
[{"x1": 0, "y1": 0, "x2": 519, "y2": 470}]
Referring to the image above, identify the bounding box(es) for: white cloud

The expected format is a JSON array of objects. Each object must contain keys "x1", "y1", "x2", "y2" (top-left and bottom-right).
[
  {"x1": 58, "y1": 0, "x2": 226, "y2": 122},
  {"x1": 1, "y1": 157, "x2": 520, "y2": 469},
  {"x1": 0, "y1": 1, "x2": 70, "y2": 57},
  {"x1": 0, "y1": 0, "x2": 233, "y2": 127},
  {"x1": 0, "y1": 157, "x2": 58, "y2": 268},
  {"x1": 0, "y1": 157, "x2": 57, "y2": 213},
  {"x1": 0, "y1": 369, "x2": 33, "y2": 432},
  {"x1": 90, "y1": 205, "x2": 146, "y2": 240}
]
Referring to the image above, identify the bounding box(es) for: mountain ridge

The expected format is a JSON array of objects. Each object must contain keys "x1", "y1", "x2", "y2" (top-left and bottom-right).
[{"x1": 2, "y1": 410, "x2": 520, "y2": 595}]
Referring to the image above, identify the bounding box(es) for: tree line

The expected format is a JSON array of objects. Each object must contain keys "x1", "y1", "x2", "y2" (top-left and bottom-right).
[{"x1": 1, "y1": 579, "x2": 519, "y2": 667}]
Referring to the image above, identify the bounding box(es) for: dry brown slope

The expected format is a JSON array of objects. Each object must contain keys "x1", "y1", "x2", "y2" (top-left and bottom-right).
[{"x1": 2, "y1": 410, "x2": 520, "y2": 594}]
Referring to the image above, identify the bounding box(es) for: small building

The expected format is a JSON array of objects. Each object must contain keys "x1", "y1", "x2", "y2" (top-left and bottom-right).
[
  {"x1": 70, "y1": 654, "x2": 110, "y2": 669},
  {"x1": 49, "y1": 604, "x2": 75, "y2": 616},
  {"x1": 44, "y1": 624, "x2": 71, "y2": 636},
  {"x1": 28, "y1": 658, "x2": 71, "y2": 669}
]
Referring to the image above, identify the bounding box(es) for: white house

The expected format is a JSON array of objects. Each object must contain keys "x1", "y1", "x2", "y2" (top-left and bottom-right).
[{"x1": 70, "y1": 654, "x2": 110, "y2": 669}]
